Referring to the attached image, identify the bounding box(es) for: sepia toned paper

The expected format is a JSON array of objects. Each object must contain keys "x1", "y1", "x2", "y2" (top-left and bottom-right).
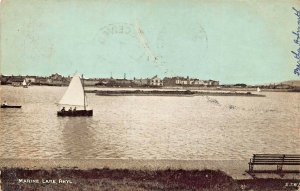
[{"x1": 0, "y1": 0, "x2": 300, "y2": 190}]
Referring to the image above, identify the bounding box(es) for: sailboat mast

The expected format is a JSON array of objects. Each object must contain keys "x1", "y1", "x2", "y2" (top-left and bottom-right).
[{"x1": 82, "y1": 74, "x2": 86, "y2": 110}]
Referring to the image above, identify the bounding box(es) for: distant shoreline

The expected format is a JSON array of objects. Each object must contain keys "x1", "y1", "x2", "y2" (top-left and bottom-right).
[
  {"x1": 92, "y1": 90, "x2": 266, "y2": 97},
  {"x1": 1, "y1": 84, "x2": 300, "y2": 93}
]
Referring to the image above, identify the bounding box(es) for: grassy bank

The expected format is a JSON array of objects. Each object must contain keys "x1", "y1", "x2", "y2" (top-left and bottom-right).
[{"x1": 1, "y1": 168, "x2": 299, "y2": 191}]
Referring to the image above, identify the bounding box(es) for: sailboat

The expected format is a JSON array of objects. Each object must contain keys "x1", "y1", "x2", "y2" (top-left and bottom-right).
[
  {"x1": 256, "y1": 87, "x2": 261, "y2": 92},
  {"x1": 57, "y1": 74, "x2": 93, "y2": 117},
  {"x1": 22, "y1": 79, "x2": 28, "y2": 88}
]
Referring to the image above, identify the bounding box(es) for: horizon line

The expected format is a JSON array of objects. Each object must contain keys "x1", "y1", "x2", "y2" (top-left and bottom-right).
[{"x1": 1, "y1": 73, "x2": 299, "y2": 86}]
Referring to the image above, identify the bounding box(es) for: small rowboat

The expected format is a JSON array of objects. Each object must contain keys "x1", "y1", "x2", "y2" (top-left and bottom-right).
[{"x1": 1, "y1": 105, "x2": 22, "y2": 108}]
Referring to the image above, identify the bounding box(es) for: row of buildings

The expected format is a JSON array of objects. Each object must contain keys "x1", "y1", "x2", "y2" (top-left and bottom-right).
[
  {"x1": 0, "y1": 74, "x2": 220, "y2": 87},
  {"x1": 0, "y1": 74, "x2": 71, "y2": 86}
]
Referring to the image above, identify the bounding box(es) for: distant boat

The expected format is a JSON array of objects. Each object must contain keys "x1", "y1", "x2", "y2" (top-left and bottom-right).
[
  {"x1": 57, "y1": 74, "x2": 93, "y2": 117},
  {"x1": 22, "y1": 79, "x2": 28, "y2": 88},
  {"x1": 1, "y1": 105, "x2": 22, "y2": 108},
  {"x1": 257, "y1": 87, "x2": 261, "y2": 92}
]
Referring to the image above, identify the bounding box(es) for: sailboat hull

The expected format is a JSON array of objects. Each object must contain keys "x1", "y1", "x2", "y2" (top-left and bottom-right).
[{"x1": 57, "y1": 110, "x2": 93, "y2": 117}]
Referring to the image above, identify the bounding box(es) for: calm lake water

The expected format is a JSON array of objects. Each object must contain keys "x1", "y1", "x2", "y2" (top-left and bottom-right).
[{"x1": 0, "y1": 86, "x2": 299, "y2": 160}]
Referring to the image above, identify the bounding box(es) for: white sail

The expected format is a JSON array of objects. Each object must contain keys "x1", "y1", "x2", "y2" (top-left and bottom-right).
[
  {"x1": 59, "y1": 74, "x2": 86, "y2": 107},
  {"x1": 257, "y1": 87, "x2": 261, "y2": 92},
  {"x1": 22, "y1": 79, "x2": 27, "y2": 86}
]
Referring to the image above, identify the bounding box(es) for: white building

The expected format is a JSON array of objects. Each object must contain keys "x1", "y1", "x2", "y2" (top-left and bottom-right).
[{"x1": 149, "y1": 75, "x2": 163, "y2": 86}]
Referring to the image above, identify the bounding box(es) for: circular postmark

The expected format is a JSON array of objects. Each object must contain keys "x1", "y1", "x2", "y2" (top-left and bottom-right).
[
  {"x1": 94, "y1": 22, "x2": 208, "y2": 75},
  {"x1": 155, "y1": 23, "x2": 208, "y2": 75},
  {"x1": 97, "y1": 23, "x2": 137, "y2": 43},
  {"x1": 95, "y1": 23, "x2": 147, "y2": 64},
  {"x1": 157, "y1": 23, "x2": 208, "y2": 52}
]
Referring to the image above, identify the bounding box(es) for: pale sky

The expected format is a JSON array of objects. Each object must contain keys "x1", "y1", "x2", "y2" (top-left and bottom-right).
[{"x1": 1, "y1": 0, "x2": 300, "y2": 84}]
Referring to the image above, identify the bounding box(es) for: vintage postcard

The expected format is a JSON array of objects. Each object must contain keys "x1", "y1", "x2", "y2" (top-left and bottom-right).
[{"x1": 0, "y1": 0, "x2": 300, "y2": 190}]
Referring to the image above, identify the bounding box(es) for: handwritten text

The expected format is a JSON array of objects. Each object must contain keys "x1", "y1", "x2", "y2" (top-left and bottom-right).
[{"x1": 292, "y1": 7, "x2": 300, "y2": 76}]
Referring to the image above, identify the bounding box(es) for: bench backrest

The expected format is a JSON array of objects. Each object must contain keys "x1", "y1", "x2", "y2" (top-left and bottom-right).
[{"x1": 251, "y1": 154, "x2": 300, "y2": 165}]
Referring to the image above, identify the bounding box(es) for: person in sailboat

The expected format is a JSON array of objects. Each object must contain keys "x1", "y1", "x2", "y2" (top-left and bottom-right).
[
  {"x1": 61, "y1": 107, "x2": 66, "y2": 112},
  {"x1": 2, "y1": 101, "x2": 8, "y2": 106},
  {"x1": 68, "y1": 107, "x2": 72, "y2": 112},
  {"x1": 73, "y1": 107, "x2": 77, "y2": 112}
]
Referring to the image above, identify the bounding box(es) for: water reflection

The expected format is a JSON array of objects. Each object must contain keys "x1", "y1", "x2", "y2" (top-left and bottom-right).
[
  {"x1": 0, "y1": 86, "x2": 299, "y2": 160},
  {"x1": 61, "y1": 118, "x2": 95, "y2": 159},
  {"x1": 61, "y1": 117, "x2": 125, "y2": 159}
]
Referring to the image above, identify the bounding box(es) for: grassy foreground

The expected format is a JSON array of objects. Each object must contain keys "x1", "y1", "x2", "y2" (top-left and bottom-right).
[{"x1": 1, "y1": 168, "x2": 299, "y2": 191}]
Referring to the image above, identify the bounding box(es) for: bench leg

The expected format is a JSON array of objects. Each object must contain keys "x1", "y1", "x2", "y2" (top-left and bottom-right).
[
  {"x1": 249, "y1": 163, "x2": 253, "y2": 172},
  {"x1": 277, "y1": 165, "x2": 283, "y2": 171}
]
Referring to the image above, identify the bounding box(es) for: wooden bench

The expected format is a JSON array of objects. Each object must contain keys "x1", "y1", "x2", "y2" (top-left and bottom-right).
[{"x1": 248, "y1": 154, "x2": 300, "y2": 173}]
